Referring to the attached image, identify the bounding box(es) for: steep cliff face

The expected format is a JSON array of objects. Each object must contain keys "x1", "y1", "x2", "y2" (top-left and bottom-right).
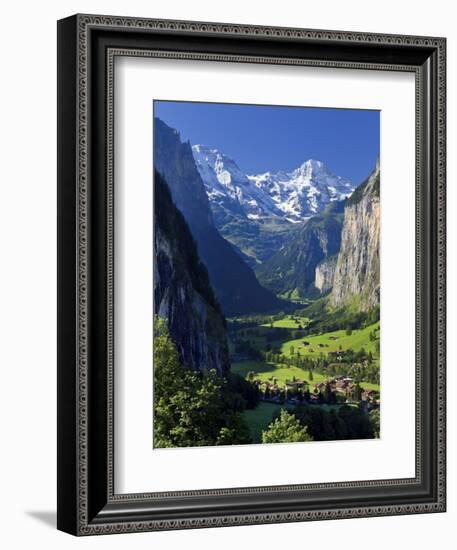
[
  {"x1": 256, "y1": 200, "x2": 344, "y2": 300},
  {"x1": 154, "y1": 118, "x2": 284, "y2": 316},
  {"x1": 315, "y1": 255, "x2": 337, "y2": 294},
  {"x1": 330, "y1": 161, "x2": 380, "y2": 311},
  {"x1": 154, "y1": 171, "x2": 229, "y2": 375}
]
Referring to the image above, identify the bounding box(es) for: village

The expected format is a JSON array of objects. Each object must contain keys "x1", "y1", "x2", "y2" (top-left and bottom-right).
[
  {"x1": 253, "y1": 374, "x2": 380, "y2": 412},
  {"x1": 228, "y1": 312, "x2": 381, "y2": 438}
]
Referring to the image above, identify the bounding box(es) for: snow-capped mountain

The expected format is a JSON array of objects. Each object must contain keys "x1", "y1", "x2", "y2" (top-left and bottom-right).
[
  {"x1": 192, "y1": 144, "x2": 282, "y2": 221},
  {"x1": 192, "y1": 145, "x2": 355, "y2": 223},
  {"x1": 249, "y1": 159, "x2": 355, "y2": 221}
]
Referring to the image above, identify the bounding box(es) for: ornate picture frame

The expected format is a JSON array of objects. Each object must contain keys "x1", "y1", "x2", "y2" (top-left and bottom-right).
[{"x1": 57, "y1": 14, "x2": 446, "y2": 535}]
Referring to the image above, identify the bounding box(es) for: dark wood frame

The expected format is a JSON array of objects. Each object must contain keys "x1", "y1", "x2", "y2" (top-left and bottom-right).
[{"x1": 57, "y1": 13, "x2": 446, "y2": 536}]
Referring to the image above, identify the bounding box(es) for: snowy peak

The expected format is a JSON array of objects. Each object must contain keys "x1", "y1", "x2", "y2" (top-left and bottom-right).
[
  {"x1": 295, "y1": 158, "x2": 326, "y2": 174},
  {"x1": 292, "y1": 159, "x2": 343, "y2": 183},
  {"x1": 192, "y1": 144, "x2": 281, "y2": 220},
  {"x1": 248, "y1": 160, "x2": 354, "y2": 221},
  {"x1": 192, "y1": 144, "x2": 355, "y2": 223},
  {"x1": 192, "y1": 144, "x2": 250, "y2": 190}
]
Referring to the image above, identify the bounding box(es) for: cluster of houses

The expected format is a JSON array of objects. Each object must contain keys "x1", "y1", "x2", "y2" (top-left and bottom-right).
[
  {"x1": 255, "y1": 375, "x2": 379, "y2": 407},
  {"x1": 314, "y1": 377, "x2": 378, "y2": 403}
]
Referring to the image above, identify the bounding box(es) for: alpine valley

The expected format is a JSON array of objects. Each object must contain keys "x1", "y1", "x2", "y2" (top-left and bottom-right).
[{"x1": 153, "y1": 116, "x2": 381, "y2": 448}]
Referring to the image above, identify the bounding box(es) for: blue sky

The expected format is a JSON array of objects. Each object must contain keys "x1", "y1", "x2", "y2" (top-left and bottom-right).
[{"x1": 154, "y1": 100, "x2": 380, "y2": 185}]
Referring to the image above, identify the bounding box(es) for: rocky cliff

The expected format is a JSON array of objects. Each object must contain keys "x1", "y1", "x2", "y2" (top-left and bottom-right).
[
  {"x1": 315, "y1": 255, "x2": 337, "y2": 294},
  {"x1": 154, "y1": 117, "x2": 284, "y2": 316},
  {"x1": 330, "y1": 161, "x2": 380, "y2": 311},
  {"x1": 154, "y1": 171, "x2": 229, "y2": 375}
]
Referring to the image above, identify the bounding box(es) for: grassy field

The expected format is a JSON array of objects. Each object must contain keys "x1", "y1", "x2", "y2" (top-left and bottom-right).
[
  {"x1": 232, "y1": 360, "x2": 329, "y2": 386},
  {"x1": 232, "y1": 359, "x2": 379, "y2": 392},
  {"x1": 280, "y1": 322, "x2": 380, "y2": 358},
  {"x1": 261, "y1": 315, "x2": 310, "y2": 329},
  {"x1": 243, "y1": 402, "x2": 284, "y2": 443}
]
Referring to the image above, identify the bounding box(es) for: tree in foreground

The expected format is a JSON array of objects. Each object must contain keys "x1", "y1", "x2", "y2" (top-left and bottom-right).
[
  {"x1": 153, "y1": 317, "x2": 251, "y2": 448},
  {"x1": 262, "y1": 410, "x2": 313, "y2": 444}
]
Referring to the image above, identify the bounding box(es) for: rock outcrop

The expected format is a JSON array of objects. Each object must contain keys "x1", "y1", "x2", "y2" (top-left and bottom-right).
[{"x1": 330, "y1": 161, "x2": 380, "y2": 311}]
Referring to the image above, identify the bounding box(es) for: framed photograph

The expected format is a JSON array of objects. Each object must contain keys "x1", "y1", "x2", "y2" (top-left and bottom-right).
[{"x1": 57, "y1": 14, "x2": 446, "y2": 535}]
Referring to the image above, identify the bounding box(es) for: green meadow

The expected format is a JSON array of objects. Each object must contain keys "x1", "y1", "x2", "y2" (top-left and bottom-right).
[
  {"x1": 261, "y1": 315, "x2": 310, "y2": 329},
  {"x1": 231, "y1": 360, "x2": 328, "y2": 386},
  {"x1": 281, "y1": 322, "x2": 380, "y2": 359}
]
